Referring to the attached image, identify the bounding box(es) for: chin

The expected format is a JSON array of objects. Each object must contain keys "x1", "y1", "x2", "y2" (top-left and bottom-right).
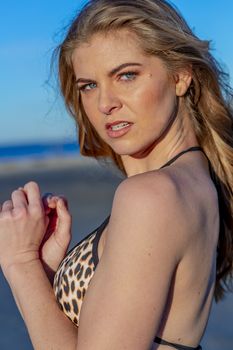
[
  {"x1": 111, "y1": 138, "x2": 157, "y2": 158},
  {"x1": 110, "y1": 144, "x2": 145, "y2": 157}
]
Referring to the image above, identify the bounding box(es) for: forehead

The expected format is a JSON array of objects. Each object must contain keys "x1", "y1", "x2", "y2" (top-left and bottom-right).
[{"x1": 72, "y1": 30, "x2": 148, "y2": 73}]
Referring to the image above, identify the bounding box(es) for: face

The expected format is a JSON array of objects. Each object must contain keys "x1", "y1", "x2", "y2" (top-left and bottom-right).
[{"x1": 72, "y1": 30, "x2": 188, "y2": 158}]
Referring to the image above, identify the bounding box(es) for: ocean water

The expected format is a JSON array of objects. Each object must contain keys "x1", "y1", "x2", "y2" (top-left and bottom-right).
[{"x1": 0, "y1": 141, "x2": 80, "y2": 163}]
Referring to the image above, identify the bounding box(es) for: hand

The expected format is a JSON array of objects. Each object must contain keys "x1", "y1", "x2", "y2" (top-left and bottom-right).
[
  {"x1": 0, "y1": 182, "x2": 48, "y2": 278},
  {"x1": 40, "y1": 193, "x2": 72, "y2": 283}
]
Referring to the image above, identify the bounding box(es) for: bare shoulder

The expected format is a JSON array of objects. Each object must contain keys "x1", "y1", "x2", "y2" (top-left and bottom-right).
[
  {"x1": 109, "y1": 170, "x2": 189, "y2": 261},
  {"x1": 114, "y1": 170, "x2": 185, "y2": 221},
  {"x1": 114, "y1": 165, "x2": 220, "y2": 260},
  {"x1": 115, "y1": 170, "x2": 179, "y2": 204}
]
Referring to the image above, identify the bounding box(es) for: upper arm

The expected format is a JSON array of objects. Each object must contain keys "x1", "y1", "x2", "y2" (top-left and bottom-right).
[{"x1": 77, "y1": 174, "x2": 186, "y2": 350}]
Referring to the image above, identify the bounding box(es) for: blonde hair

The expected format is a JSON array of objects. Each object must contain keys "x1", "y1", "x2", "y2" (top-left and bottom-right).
[{"x1": 53, "y1": 0, "x2": 233, "y2": 301}]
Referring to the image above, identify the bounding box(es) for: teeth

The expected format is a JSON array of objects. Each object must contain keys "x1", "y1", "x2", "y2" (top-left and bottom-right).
[{"x1": 111, "y1": 122, "x2": 130, "y2": 131}]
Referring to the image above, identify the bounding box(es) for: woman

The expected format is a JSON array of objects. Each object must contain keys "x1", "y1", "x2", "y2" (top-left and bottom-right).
[{"x1": 0, "y1": 0, "x2": 232, "y2": 349}]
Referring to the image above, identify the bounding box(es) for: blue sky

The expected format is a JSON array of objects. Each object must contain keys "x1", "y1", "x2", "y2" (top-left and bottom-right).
[{"x1": 1, "y1": 1, "x2": 232, "y2": 145}]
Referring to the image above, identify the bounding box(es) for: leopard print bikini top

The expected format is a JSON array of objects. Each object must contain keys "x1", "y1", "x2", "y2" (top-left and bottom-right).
[
  {"x1": 53, "y1": 146, "x2": 208, "y2": 350},
  {"x1": 53, "y1": 215, "x2": 110, "y2": 326}
]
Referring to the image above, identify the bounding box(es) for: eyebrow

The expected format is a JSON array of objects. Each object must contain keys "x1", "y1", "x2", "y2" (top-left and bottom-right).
[{"x1": 75, "y1": 62, "x2": 142, "y2": 85}]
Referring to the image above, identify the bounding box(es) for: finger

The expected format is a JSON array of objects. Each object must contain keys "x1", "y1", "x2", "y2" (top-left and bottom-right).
[
  {"x1": 18, "y1": 187, "x2": 28, "y2": 202},
  {"x1": 59, "y1": 196, "x2": 68, "y2": 209},
  {"x1": 49, "y1": 196, "x2": 68, "y2": 210},
  {"x1": 55, "y1": 199, "x2": 72, "y2": 242},
  {"x1": 42, "y1": 193, "x2": 53, "y2": 203},
  {"x1": 43, "y1": 194, "x2": 68, "y2": 210},
  {"x1": 11, "y1": 188, "x2": 28, "y2": 209},
  {"x1": 2, "y1": 200, "x2": 13, "y2": 212},
  {"x1": 46, "y1": 196, "x2": 59, "y2": 209},
  {"x1": 42, "y1": 193, "x2": 54, "y2": 214},
  {"x1": 23, "y1": 182, "x2": 43, "y2": 213}
]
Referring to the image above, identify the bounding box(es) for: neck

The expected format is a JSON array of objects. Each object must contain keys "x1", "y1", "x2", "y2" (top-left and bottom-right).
[{"x1": 121, "y1": 109, "x2": 199, "y2": 177}]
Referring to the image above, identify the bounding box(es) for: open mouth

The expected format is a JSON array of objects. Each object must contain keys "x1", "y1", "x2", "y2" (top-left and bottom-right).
[
  {"x1": 109, "y1": 122, "x2": 131, "y2": 131},
  {"x1": 106, "y1": 122, "x2": 133, "y2": 138}
]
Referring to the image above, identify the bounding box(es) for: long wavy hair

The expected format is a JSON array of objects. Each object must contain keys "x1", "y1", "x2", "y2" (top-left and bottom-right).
[{"x1": 53, "y1": 0, "x2": 233, "y2": 301}]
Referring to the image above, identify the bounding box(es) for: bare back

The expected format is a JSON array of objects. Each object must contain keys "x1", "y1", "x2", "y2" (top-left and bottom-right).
[{"x1": 97, "y1": 150, "x2": 219, "y2": 349}]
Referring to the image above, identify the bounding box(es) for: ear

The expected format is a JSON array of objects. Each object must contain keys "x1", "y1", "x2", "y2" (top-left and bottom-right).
[{"x1": 174, "y1": 69, "x2": 192, "y2": 97}]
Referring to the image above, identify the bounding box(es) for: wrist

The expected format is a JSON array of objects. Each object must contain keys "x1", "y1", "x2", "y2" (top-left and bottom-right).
[{"x1": 1, "y1": 252, "x2": 41, "y2": 283}]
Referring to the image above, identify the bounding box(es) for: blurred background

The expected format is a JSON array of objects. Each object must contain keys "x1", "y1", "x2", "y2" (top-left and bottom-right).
[{"x1": 0, "y1": 1, "x2": 232, "y2": 349}]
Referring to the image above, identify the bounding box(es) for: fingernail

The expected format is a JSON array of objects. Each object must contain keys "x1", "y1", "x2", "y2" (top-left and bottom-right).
[{"x1": 43, "y1": 192, "x2": 53, "y2": 200}]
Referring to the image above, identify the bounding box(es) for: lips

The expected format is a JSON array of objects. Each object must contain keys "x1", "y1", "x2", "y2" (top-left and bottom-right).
[
  {"x1": 105, "y1": 119, "x2": 134, "y2": 139},
  {"x1": 105, "y1": 120, "x2": 132, "y2": 130}
]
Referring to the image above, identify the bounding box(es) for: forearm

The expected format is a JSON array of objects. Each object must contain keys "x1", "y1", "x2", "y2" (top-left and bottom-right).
[{"x1": 5, "y1": 260, "x2": 77, "y2": 350}]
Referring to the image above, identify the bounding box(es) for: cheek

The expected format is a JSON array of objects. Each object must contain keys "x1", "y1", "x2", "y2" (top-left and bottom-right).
[
  {"x1": 130, "y1": 78, "x2": 171, "y2": 114},
  {"x1": 145, "y1": 80, "x2": 174, "y2": 112}
]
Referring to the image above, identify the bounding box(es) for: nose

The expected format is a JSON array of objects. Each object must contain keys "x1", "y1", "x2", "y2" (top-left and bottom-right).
[{"x1": 98, "y1": 85, "x2": 122, "y2": 115}]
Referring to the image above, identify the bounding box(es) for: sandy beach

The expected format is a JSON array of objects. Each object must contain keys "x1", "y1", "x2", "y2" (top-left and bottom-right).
[{"x1": 0, "y1": 156, "x2": 232, "y2": 349}]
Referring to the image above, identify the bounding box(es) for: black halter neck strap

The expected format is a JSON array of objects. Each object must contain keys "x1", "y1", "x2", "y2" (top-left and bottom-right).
[{"x1": 159, "y1": 146, "x2": 207, "y2": 169}]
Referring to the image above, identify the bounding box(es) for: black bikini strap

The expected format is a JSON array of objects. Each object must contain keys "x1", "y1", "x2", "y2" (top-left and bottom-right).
[
  {"x1": 159, "y1": 146, "x2": 205, "y2": 169},
  {"x1": 154, "y1": 336, "x2": 202, "y2": 350}
]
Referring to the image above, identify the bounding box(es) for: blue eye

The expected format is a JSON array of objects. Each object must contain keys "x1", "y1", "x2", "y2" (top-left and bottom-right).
[
  {"x1": 79, "y1": 82, "x2": 97, "y2": 92},
  {"x1": 120, "y1": 71, "x2": 138, "y2": 81}
]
